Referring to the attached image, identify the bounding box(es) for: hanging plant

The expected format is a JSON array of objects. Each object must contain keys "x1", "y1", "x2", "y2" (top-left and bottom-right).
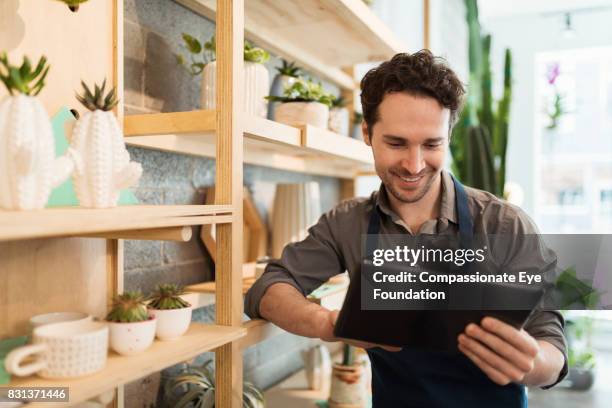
[{"x1": 53, "y1": 0, "x2": 89, "y2": 12}]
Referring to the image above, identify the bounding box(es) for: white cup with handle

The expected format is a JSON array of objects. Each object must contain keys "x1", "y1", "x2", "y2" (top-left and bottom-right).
[
  {"x1": 29, "y1": 311, "x2": 92, "y2": 329},
  {"x1": 5, "y1": 320, "x2": 108, "y2": 379}
]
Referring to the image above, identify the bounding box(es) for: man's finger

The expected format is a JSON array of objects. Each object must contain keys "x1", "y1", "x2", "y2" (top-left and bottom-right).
[
  {"x1": 464, "y1": 324, "x2": 535, "y2": 373},
  {"x1": 481, "y1": 317, "x2": 539, "y2": 358},
  {"x1": 458, "y1": 334, "x2": 526, "y2": 382},
  {"x1": 458, "y1": 343, "x2": 511, "y2": 386}
]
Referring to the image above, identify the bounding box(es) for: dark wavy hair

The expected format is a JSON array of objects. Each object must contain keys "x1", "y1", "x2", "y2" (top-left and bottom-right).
[{"x1": 360, "y1": 50, "x2": 465, "y2": 136}]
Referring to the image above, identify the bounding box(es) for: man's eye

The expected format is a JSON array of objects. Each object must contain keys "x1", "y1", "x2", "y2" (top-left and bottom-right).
[
  {"x1": 387, "y1": 142, "x2": 403, "y2": 147},
  {"x1": 425, "y1": 143, "x2": 442, "y2": 149}
]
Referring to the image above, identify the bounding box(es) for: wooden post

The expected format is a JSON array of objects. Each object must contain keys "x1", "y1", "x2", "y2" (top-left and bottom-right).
[
  {"x1": 215, "y1": 0, "x2": 244, "y2": 407},
  {"x1": 423, "y1": 0, "x2": 430, "y2": 50}
]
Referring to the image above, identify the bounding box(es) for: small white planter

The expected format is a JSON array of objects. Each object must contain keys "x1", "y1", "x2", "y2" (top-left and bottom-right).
[
  {"x1": 108, "y1": 317, "x2": 156, "y2": 356},
  {"x1": 328, "y1": 107, "x2": 349, "y2": 136},
  {"x1": 201, "y1": 61, "x2": 269, "y2": 118},
  {"x1": 148, "y1": 306, "x2": 192, "y2": 341},
  {"x1": 267, "y1": 74, "x2": 297, "y2": 120},
  {"x1": 328, "y1": 364, "x2": 365, "y2": 408},
  {"x1": 0, "y1": 94, "x2": 78, "y2": 210},
  {"x1": 275, "y1": 101, "x2": 329, "y2": 129}
]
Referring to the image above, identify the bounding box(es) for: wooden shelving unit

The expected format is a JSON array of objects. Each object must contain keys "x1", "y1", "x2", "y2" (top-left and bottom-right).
[
  {"x1": 8, "y1": 323, "x2": 246, "y2": 408},
  {"x1": 0, "y1": 205, "x2": 233, "y2": 242},
  {"x1": 1, "y1": 0, "x2": 403, "y2": 407},
  {"x1": 124, "y1": 113, "x2": 374, "y2": 178}
]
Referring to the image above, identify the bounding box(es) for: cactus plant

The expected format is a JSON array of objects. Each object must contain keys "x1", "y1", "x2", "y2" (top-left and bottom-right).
[
  {"x1": 450, "y1": 0, "x2": 512, "y2": 197},
  {"x1": 0, "y1": 52, "x2": 79, "y2": 210},
  {"x1": 275, "y1": 60, "x2": 302, "y2": 78},
  {"x1": 148, "y1": 284, "x2": 191, "y2": 310},
  {"x1": 106, "y1": 291, "x2": 149, "y2": 323},
  {"x1": 71, "y1": 79, "x2": 142, "y2": 208}
]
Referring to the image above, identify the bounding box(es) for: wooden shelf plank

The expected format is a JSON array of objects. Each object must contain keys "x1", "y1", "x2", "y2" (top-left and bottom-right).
[
  {"x1": 301, "y1": 124, "x2": 374, "y2": 164},
  {"x1": 124, "y1": 113, "x2": 373, "y2": 178},
  {"x1": 0, "y1": 205, "x2": 233, "y2": 242},
  {"x1": 9, "y1": 323, "x2": 246, "y2": 408},
  {"x1": 124, "y1": 110, "x2": 216, "y2": 136},
  {"x1": 175, "y1": 0, "x2": 406, "y2": 90}
]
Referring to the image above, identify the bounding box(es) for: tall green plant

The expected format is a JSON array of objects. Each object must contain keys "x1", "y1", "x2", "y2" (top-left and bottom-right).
[{"x1": 450, "y1": 0, "x2": 512, "y2": 197}]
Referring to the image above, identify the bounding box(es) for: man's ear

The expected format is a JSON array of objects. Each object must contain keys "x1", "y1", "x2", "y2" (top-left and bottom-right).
[{"x1": 362, "y1": 122, "x2": 371, "y2": 146}]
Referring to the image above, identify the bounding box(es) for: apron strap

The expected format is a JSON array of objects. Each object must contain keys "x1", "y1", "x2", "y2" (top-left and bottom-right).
[{"x1": 451, "y1": 174, "x2": 474, "y2": 249}]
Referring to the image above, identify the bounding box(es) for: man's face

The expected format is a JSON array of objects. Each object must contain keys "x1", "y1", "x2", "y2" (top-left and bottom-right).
[{"x1": 363, "y1": 92, "x2": 450, "y2": 204}]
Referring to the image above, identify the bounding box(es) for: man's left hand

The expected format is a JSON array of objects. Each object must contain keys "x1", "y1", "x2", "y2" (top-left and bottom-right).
[{"x1": 458, "y1": 317, "x2": 539, "y2": 386}]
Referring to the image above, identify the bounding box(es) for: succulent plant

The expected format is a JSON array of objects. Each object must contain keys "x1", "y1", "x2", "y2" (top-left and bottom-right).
[
  {"x1": 331, "y1": 95, "x2": 346, "y2": 108},
  {"x1": 54, "y1": 0, "x2": 89, "y2": 12},
  {"x1": 165, "y1": 360, "x2": 264, "y2": 408},
  {"x1": 148, "y1": 284, "x2": 191, "y2": 310},
  {"x1": 75, "y1": 79, "x2": 118, "y2": 112},
  {"x1": 266, "y1": 77, "x2": 335, "y2": 108},
  {"x1": 276, "y1": 60, "x2": 301, "y2": 78},
  {"x1": 177, "y1": 33, "x2": 269, "y2": 76},
  {"x1": 106, "y1": 291, "x2": 150, "y2": 323},
  {"x1": 0, "y1": 52, "x2": 50, "y2": 96}
]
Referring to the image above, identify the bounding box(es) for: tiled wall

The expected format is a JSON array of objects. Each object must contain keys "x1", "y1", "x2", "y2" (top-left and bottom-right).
[{"x1": 123, "y1": 0, "x2": 341, "y2": 405}]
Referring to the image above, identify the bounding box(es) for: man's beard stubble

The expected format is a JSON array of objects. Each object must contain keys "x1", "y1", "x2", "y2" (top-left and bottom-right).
[{"x1": 383, "y1": 167, "x2": 440, "y2": 204}]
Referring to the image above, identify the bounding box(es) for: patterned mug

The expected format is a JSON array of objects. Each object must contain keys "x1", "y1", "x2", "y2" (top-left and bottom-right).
[{"x1": 5, "y1": 320, "x2": 108, "y2": 378}]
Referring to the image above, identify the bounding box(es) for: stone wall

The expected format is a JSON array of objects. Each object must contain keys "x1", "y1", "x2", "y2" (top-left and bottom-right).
[{"x1": 123, "y1": 0, "x2": 341, "y2": 406}]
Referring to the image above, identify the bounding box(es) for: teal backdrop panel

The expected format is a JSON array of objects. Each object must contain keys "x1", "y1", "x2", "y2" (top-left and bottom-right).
[{"x1": 46, "y1": 107, "x2": 139, "y2": 207}]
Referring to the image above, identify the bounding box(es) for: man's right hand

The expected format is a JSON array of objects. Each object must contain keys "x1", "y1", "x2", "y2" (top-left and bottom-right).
[{"x1": 317, "y1": 309, "x2": 402, "y2": 352}]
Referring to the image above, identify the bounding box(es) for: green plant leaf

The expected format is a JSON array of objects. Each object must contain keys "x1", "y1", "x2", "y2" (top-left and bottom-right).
[{"x1": 183, "y1": 33, "x2": 203, "y2": 54}]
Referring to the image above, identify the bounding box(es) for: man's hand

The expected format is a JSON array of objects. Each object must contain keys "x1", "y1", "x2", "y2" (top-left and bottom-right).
[
  {"x1": 458, "y1": 317, "x2": 540, "y2": 386},
  {"x1": 319, "y1": 309, "x2": 402, "y2": 352}
]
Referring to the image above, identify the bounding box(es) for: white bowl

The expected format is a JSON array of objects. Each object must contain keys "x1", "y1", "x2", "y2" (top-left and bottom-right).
[
  {"x1": 148, "y1": 307, "x2": 192, "y2": 341},
  {"x1": 108, "y1": 317, "x2": 156, "y2": 356}
]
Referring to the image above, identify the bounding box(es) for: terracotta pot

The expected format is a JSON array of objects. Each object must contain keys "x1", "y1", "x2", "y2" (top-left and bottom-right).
[
  {"x1": 201, "y1": 61, "x2": 269, "y2": 118},
  {"x1": 274, "y1": 101, "x2": 329, "y2": 128},
  {"x1": 328, "y1": 363, "x2": 365, "y2": 407}
]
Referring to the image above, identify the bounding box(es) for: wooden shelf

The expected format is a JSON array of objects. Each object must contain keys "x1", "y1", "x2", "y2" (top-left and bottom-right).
[
  {"x1": 124, "y1": 112, "x2": 373, "y2": 178},
  {"x1": 9, "y1": 323, "x2": 246, "y2": 408},
  {"x1": 0, "y1": 205, "x2": 233, "y2": 242},
  {"x1": 175, "y1": 0, "x2": 405, "y2": 90}
]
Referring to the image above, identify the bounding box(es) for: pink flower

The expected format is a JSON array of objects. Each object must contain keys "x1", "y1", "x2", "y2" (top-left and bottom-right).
[{"x1": 547, "y1": 63, "x2": 560, "y2": 85}]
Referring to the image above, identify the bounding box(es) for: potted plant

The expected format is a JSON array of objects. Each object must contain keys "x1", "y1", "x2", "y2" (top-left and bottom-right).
[
  {"x1": 165, "y1": 360, "x2": 264, "y2": 408},
  {"x1": 267, "y1": 59, "x2": 301, "y2": 120},
  {"x1": 328, "y1": 96, "x2": 350, "y2": 136},
  {"x1": 53, "y1": 0, "x2": 89, "y2": 12},
  {"x1": 71, "y1": 79, "x2": 142, "y2": 208},
  {"x1": 147, "y1": 284, "x2": 192, "y2": 341},
  {"x1": 328, "y1": 344, "x2": 365, "y2": 408},
  {"x1": 351, "y1": 112, "x2": 364, "y2": 140},
  {"x1": 106, "y1": 291, "x2": 156, "y2": 356},
  {"x1": 267, "y1": 78, "x2": 334, "y2": 129},
  {"x1": 0, "y1": 52, "x2": 79, "y2": 210},
  {"x1": 177, "y1": 34, "x2": 270, "y2": 118},
  {"x1": 565, "y1": 316, "x2": 596, "y2": 391}
]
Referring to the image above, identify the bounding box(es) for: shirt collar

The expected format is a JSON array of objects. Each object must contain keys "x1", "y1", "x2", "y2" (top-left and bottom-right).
[{"x1": 375, "y1": 170, "x2": 458, "y2": 224}]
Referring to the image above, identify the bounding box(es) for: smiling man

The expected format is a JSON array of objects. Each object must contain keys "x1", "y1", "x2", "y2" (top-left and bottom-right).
[{"x1": 245, "y1": 51, "x2": 567, "y2": 407}]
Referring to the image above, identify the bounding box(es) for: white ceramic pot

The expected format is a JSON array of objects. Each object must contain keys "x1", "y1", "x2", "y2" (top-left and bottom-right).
[
  {"x1": 328, "y1": 107, "x2": 349, "y2": 136},
  {"x1": 200, "y1": 61, "x2": 269, "y2": 118},
  {"x1": 271, "y1": 182, "x2": 321, "y2": 258},
  {"x1": 108, "y1": 317, "x2": 156, "y2": 356},
  {"x1": 302, "y1": 344, "x2": 332, "y2": 392},
  {"x1": 0, "y1": 94, "x2": 78, "y2": 210},
  {"x1": 275, "y1": 101, "x2": 329, "y2": 129},
  {"x1": 148, "y1": 306, "x2": 192, "y2": 341},
  {"x1": 328, "y1": 363, "x2": 365, "y2": 408}
]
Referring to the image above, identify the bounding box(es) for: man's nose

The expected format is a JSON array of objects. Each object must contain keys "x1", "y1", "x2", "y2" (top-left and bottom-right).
[{"x1": 400, "y1": 147, "x2": 425, "y2": 175}]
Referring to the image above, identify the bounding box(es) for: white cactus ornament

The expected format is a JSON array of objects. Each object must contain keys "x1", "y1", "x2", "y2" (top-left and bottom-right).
[
  {"x1": 0, "y1": 53, "x2": 79, "y2": 210},
  {"x1": 71, "y1": 80, "x2": 142, "y2": 208}
]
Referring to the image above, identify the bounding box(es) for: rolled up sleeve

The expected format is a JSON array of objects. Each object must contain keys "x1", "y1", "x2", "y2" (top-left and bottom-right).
[{"x1": 244, "y1": 212, "x2": 346, "y2": 319}]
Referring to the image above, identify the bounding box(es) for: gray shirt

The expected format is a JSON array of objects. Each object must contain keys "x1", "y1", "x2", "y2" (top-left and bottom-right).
[{"x1": 245, "y1": 170, "x2": 568, "y2": 386}]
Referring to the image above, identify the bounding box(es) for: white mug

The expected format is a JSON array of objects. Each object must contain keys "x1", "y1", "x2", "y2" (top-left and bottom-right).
[
  {"x1": 29, "y1": 311, "x2": 92, "y2": 329},
  {"x1": 5, "y1": 320, "x2": 108, "y2": 379}
]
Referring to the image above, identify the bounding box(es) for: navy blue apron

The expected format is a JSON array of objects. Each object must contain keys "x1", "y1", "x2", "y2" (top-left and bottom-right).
[{"x1": 365, "y1": 176, "x2": 527, "y2": 408}]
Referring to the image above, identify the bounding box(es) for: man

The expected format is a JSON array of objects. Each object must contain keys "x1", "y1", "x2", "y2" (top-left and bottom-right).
[{"x1": 245, "y1": 50, "x2": 567, "y2": 407}]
